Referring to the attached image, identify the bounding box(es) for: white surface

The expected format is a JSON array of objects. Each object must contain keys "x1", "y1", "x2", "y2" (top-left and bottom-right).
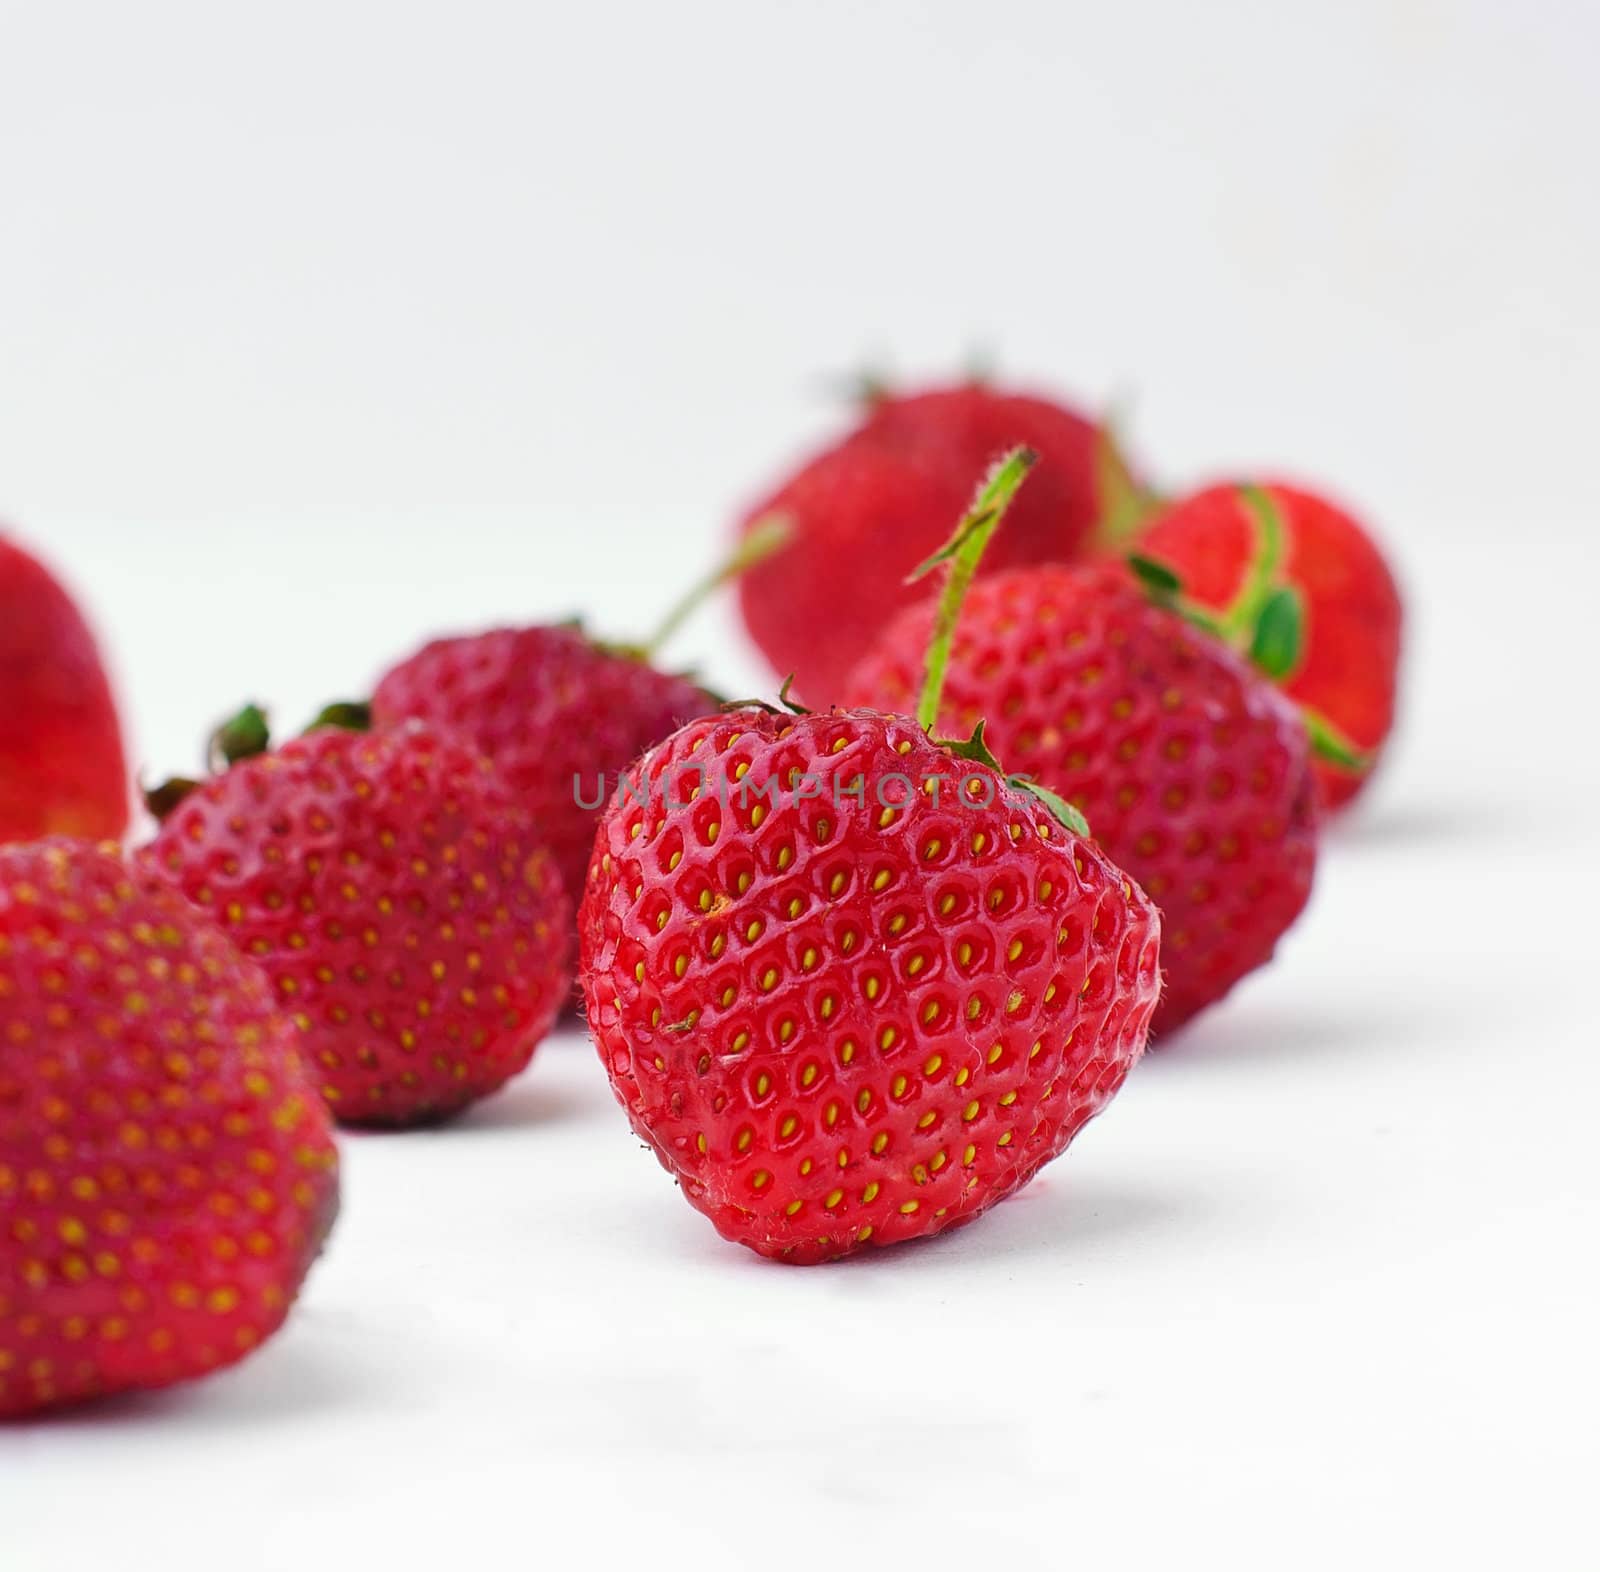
[{"x1": 2, "y1": 3, "x2": 1597, "y2": 1568}]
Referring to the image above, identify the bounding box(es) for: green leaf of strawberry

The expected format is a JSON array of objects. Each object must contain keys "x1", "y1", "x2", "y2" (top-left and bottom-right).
[
  {"x1": 1007, "y1": 776, "x2": 1092, "y2": 839},
  {"x1": 1248, "y1": 585, "x2": 1305, "y2": 679},
  {"x1": 1127, "y1": 552, "x2": 1184, "y2": 598}
]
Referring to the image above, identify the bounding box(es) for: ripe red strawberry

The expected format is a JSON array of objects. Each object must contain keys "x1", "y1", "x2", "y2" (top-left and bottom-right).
[
  {"x1": 580, "y1": 706, "x2": 1160, "y2": 1262},
  {"x1": 367, "y1": 526, "x2": 787, "y2": 906},
  {"x1": 734, "y1": 380, "x2": 1139, "y2": 704},
  {"x1": 0, "y1": 531, "x2": 129, "y2": 845},
  {"x1": 582, "y1": 451, "x2": 1162, "y2": 1262},
  {"x1": 143, "y1": 719, "x2": 572, "y2": 1127},
  {"x1": 373, "y1": 628, "x2": 710, "y2": 904},
  {"x1": 845, "y1": 561, "x2": 1318, "y2": 1032},
  {"x1": 1, "y1": 840, "x2": 338, "y2": 1418},
  {"x1": 1132, "y1": 483, "x2": 1402, "y2": 808}
]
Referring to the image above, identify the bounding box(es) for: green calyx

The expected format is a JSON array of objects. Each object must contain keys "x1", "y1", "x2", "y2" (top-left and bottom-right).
[
  {"x1": 1220, "y1": 483, "x2": 1289, "y2": 639},
  {"x1": 144, "y1": 695, "x2": 378, "y2": 823},
  {"x1": 934, "y1": 722, "x2": 1092, "y2": 838},
  {"x1": 145, "y1": 701, "x2": 274, "y2": 821},
  {"x1": 1248, "y1": 585, "x2": 1305, "y2": 680},
  {"x1": 1128, "y1": 486, "x2": 1298, "y2": 663},
  {"x1": 1127, "y1": 490, "x2": 1373, "y2": 775},
  {"x1": 209, "y1": 703, "x2": 272, "y2": 770},
  {"x1": 1127, "y1": 552, "x2": 1182, "y2": 598},
  {"x1": 1012, "y1": 777, "x2": 1093, "y2": 838},
  {"x1": 307, "y1": 700, "x2": 373, "y2": 733},
  {"x1": 934, "y1": 718, "x2": 1005, "y2": 771},
  {"x1": 142, "y1": 775, "x2": 203, "y2": 821}
]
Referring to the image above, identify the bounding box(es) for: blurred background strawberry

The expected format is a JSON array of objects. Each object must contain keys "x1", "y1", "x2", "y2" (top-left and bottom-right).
[{"x1": 0, "y1": 531, "x2": 129, "y2": 844}]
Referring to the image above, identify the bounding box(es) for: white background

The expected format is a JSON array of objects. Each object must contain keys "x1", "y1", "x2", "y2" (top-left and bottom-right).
[{"x1": 2, "y1": 2, "x2": 1596, "y2": 1567}]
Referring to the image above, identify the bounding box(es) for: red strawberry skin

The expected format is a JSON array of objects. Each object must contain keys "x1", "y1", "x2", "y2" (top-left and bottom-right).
[
  {"x1": 844, "y1": 564, "x2": 1318, "y2": 1033},
  {"x1": 1135, "y1": 483, "x2": 1402, "y2": 809},
  {"x1": 579, "y1": 705, "x2": 1161, "y2": 1263},
  {"x1": 1, "y1": 841, "x2": 338, "y2": 1418},
  {"x1": 143, "y1": 723, "x2": 572, "y2": 1127},
  {"x1": 0, "y1": 532, "x2": 129, "y2": 845},
  {"x1": 372, "y1": 626, "x2": 710, "y2": 903},
  {"x1": 735, "y1": 384, "x2": 1116, "y2": 705}
]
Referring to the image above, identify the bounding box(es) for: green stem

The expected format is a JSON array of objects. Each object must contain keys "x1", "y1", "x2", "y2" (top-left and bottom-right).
[
  {"x1": 1300, "y1": 704, "x2": 1371, "y2": 772},
  {"x1": 1220, "y1": 483, "x2": 1288, "y2": 639},
  {"x1": 911, "y1": 447, "x2": 1038, "y2": 732},
  {"x1": 641, "y1": 515, "x2": 793, "y2": 659},
  {"x1": 1093, "y1": 413, "x2": 1163, "y2": 548}
]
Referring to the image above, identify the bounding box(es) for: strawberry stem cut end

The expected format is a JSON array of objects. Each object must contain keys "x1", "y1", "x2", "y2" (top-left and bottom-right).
[{"x1": 912, "y1": 446, "x2": 1038, "y2": 733}]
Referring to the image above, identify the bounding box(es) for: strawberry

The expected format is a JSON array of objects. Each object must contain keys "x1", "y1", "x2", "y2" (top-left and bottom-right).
[
  {"x1": 581, "y1": 452, "x2": 1162, "y2": 1262},
  {"x1": 0, "y1": 530, "x2": 129, "y2": 845},
  {"x1": 143, "y1": 717, "x2": 572, "y2": 1127},
  {"x1": 372, "y1": 629, "x2": 710, "y2": 905},
  {"x1": 0, "y1": 840, "x2": 338, "y2": 1418},
  {"x1": 734, "y1": 380, "x2": 1140, "y2": 704},
  {"x1": 1131, "y1": 483, "x2": 1402, "y2": 808},
  {"x1": 846, "y1": 559, "x2": 1318, "y2": 1032},
  {"x1": 368, "y1": 525, "x2": 785, "y2": 906}
]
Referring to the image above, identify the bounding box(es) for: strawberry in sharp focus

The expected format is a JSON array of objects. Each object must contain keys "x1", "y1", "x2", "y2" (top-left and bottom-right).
[
  {"x1": 142, "y1": 717, "x2": 572, "y2": 1127},
  {"x1": 581, "y1": 452, "x2": 1162, "y2": 1262},
  {"x1": 370, "y1": 524, "x2": 786, "y2": 906},
  {"x1": 1131, "y1": 482, "x2": 1402, "y2": 809},
  {"x1": 580, "y1": 707, "x2": 1160, "y2": 1262},
  {"x1": 0, "y1": 530, "x2": 130, "y2": 845},
  {"x1": 1, "y1": 840, "x2": 338, "y2": 1419},
  {"x1": 734, "y1": 379, "x2": 1142, "y2": 705},
  {"x1": 845, "y1": 553, "x2": 1319, "y2": 1036}
]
